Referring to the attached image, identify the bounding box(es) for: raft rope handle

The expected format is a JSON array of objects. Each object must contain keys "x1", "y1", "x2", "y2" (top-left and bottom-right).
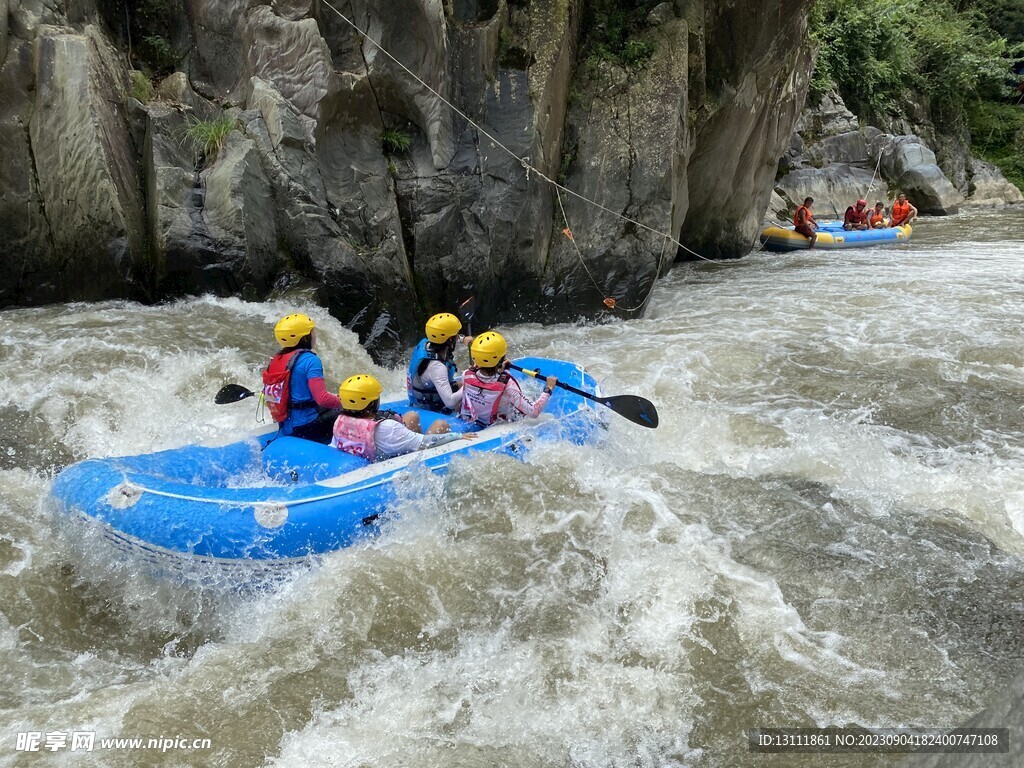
[
  {"x1": 116, "y1": 473, "x2": 394, "y2": 509},
  {"x1": 320, "y1": 0, "x2": 719, "y2": 312}
]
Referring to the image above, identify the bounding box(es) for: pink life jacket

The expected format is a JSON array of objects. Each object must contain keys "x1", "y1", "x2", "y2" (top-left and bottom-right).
[
  {"x1": 459, "y1": 368, "x2": 511, "y2": 426},
  {"x1": 332, "y1": 414, "x2": 378, "y2": 460}
]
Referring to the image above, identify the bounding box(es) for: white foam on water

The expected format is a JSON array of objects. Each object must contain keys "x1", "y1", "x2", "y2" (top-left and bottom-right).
[{"x1": 1, "y1": 211, "x2": 1024, "y2": 765}]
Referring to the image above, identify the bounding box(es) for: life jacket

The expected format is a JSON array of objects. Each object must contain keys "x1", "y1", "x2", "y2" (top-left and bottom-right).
[
  {"x1": 459, "y1": 368, "x2": 511, "y2": 426},
  {"x1": 332, "y1": 411, "x2": 402, "y2": 460},
  {"x1": 331, "y1": 413, "x2": 379, "y2": 460},
  {"x1": 793, "y1": 205, "x2": 812, "y2": 227},
  {"x1": 407, "y1": 338, "x2": 458, "y2": 411},
  {"x1": 891, "y1": 200, "x2": 911, "y2": 226},
  {"x1": 261, "y1": 350, "x2": 314, "y2": 423},
  {"x1": 869, "y1": 210, "x2": 885, "y2": 227},
  {"x1": 845, "y1": 206, "x2": 868, "y2": 225}
]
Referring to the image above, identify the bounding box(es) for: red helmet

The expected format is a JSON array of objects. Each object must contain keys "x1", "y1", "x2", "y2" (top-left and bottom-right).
[{"x1": 856, "y1": 199, "x2": 866, "y2": 206}]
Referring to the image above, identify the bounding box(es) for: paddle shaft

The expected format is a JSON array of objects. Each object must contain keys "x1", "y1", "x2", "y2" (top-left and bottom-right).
[
  {"x1": 507, "y1": 362, "x2": 658, "y2": 428},
  {"x1": 508, "y1": 363, "x2": 598, "y2": 402}
]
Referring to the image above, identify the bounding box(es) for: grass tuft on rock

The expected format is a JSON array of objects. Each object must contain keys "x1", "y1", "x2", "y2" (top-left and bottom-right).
[{"x1": 183, "y1": 115, "x2": 238, "y2": 163}]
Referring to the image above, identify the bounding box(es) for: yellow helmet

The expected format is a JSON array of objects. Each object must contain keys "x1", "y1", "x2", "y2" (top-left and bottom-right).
[
  {"x1": 470, "y1": 331, "x2": 507, "y2": 367},
  {"x1": 274, "y1": 313, "x2": 315, "y2": 347},
  {"x1": 425, "y1": 312, "x2": 462, "y2": 343},
  {"x1": 338, "y1": 374, "x2": 383, "y2": 410}
]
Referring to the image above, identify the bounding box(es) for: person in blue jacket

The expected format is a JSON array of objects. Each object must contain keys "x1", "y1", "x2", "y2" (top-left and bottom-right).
[
  {"x1": 407, "y1": 313, "x2": 473, "y2": 413},
  {"x1": 261, "y1": 313, "x2": 342, "y2": 444}
]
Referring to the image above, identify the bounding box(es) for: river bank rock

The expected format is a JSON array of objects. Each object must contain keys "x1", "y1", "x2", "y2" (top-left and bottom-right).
[
  {"x1": 963, "y1": 158, "x2": 1024, "y2": 208},
  {"x1": 15, "y1": 23, "x2": 146, "y2": 304}
]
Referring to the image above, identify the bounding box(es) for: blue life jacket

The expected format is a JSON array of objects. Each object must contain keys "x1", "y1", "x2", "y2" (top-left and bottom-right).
[{"x1": 407, "y1": 338, "x2": 458, "y2": 411}]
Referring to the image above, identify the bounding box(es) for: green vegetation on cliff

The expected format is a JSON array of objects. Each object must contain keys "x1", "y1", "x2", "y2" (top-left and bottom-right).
[
  {"x1": 810, "y1": 0, "x2": 1023, "y2": 190},
  {"x1": 810, "y1": 0, "x2": 1015, "y2": 116},
  {"x1": 581, "y1": 0, "x2": 658, "y2": 70},
  {"x1": 968, "y1": 100, "x2": 1024, "y2": 190}
]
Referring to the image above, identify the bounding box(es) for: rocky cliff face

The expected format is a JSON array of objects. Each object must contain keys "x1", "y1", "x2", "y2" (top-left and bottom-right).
[{"x1": 0, "y1": 0, "x2": 814, "y2": 359}]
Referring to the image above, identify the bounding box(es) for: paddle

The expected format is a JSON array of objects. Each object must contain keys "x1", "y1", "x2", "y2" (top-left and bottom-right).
[
  {"x1": 458, "y1": 295, "x2": 477, "y2": 335},
  {"x1": 215, "y1": 383, "x2": 256, "y2": 404},
  {"x1": 507, "y1": 362, "x2": 659, "y2": 429}
]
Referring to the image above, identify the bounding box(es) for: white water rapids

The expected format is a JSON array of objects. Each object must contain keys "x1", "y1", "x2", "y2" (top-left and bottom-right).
[{"x1": 1, "y1": 209, "x2": 1023, "y2": 767}]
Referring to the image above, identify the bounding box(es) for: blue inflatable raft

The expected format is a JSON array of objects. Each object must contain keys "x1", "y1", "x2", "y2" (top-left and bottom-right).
[
  {"x1": 50, "y1": 358, "x2": 607, "y2": 580},
  {"x1": 760, "y1": 221, "x2": 912, "y2": 251}
]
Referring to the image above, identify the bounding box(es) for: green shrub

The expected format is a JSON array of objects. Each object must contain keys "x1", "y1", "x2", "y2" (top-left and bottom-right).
[
  {"x1": 381, "y1": 127, "x2": 412, "y2": 155},
  {"x1": 580, "y1": 0, "x2": 659, "y2": 71},
  {"x1": 623, "y1": 39, "x2": 655, "y2": 67},
  {"x1": 183, "y1": 115, "x2": 237, "y2": 162},
  {"x1": 140, "y1": 35, "x2": 178, "y2": 72},
  {"x1": 810, "y1": 0, "x2": 1015, "y2": 119},
  {"x1": 968, "y1": 99, "x2": 1024, "y2": 190}
]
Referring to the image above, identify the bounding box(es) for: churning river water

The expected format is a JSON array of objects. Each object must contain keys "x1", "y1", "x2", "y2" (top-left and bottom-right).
[{"x1": 1, "y1": 208, "x2": 1024, "y2": 767}]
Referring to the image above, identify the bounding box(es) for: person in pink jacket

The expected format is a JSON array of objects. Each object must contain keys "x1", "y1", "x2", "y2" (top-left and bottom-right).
[{"x1": 458, "y1": 332, "x2": 558, "y2": 427}]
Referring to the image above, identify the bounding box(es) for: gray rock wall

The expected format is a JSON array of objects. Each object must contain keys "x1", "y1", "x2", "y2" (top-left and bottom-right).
[
  {"x1": 679, "y1": 0, "x2": 815, "y2": 259},
  {"x1": 0, "y1": 0, "x2": 816, "y2": 357},
  {"x1": 550, "y1": 13, "x2": 690, "y2": 315}
]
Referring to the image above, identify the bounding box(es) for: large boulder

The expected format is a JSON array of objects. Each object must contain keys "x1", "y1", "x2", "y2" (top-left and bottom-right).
[
  {"x1": 898, "y1": 165, "x2": 961, "y2": 215},
  {"x1": 873, "y1": 134, "x2": 963, "y2": 213},
  {"x1": 963, "y1": 158, "x2": 1024, "y2": 208},
  {"x1": 774, "y1": 165, "x2": 880, "y2": 219},
  {"x1": 876, "y1": 134, "x2": 937, "y2": 179}
]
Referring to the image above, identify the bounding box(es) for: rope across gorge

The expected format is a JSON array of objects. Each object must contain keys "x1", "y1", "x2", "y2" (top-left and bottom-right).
[{"x1": 319, "y1": 0, "x2": 719, "y2": 312}]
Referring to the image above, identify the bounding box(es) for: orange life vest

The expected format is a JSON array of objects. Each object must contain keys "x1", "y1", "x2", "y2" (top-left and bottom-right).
[
  {"x1": 869, "y1": 211, "x2": 884, "y2": 227},
  {"x1": 891, "y1": 200, "x2": 911, "y2": 226},
  {"x1": 793, "y1": 205, "x2": 812, "y2": 227}
]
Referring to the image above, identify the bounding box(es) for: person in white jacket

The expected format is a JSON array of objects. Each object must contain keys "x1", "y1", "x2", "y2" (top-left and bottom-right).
[{"x1": 458, "y1": 332, "x2": 558, "y2": 427}]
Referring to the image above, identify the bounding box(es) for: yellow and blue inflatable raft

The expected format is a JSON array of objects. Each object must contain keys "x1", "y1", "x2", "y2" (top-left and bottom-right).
[{"x1": 760, "y1": 221, "x2": 912, "y2": 252}]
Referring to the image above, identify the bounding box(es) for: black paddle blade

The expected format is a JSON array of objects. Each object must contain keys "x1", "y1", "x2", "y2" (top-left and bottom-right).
[
  {"x1": 600, "y1": 394, "x2": 659, "y2": 429},
  {"x1": 458, "y1": 295, "x2": 476, "y2": 323},
  {"x1": 215, "y1": 383, "x2": 256, "y2": 405}
]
